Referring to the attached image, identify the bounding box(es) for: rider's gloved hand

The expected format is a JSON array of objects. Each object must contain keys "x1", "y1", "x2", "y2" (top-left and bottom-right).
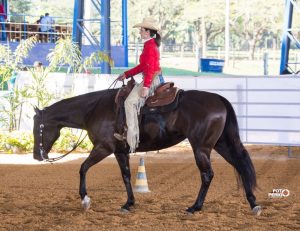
[
  {"x1": 140, "y1": 87, "x2": 149, "y2": 98},
  {"x1": 117, "y1": 73, "x2": 126, "y2": 81}
]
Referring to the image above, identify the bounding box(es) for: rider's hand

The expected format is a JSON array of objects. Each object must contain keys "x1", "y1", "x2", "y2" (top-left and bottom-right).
[
  {"x1": 140, "y1": 87, "x2": 149, "y2": 98},
  {"x1": 117, "y1": 73, "x2": 126, "y2": 81}
]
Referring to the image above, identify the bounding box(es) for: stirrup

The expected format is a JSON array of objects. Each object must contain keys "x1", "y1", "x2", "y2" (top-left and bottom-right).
[{"x1": 114, "y1": 133, "x2": 126, "y2": 141}]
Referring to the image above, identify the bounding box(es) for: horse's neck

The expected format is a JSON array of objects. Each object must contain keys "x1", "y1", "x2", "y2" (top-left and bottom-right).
[
  {"x1": 47, "y1": 102, "x2": 91, "y2": 129},
  {"x1": 46, "y1": 90, "x2": 116, "y2": 129}
]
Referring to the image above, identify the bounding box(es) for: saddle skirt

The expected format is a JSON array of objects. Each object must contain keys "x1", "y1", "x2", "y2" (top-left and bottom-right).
[{"x1": 115, "y1": 79, "x2": 183, "y2": 114}]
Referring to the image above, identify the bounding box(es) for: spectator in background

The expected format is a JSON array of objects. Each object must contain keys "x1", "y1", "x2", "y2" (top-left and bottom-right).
[
  {"x1": 36, "y1": 15, "x2": 44, "y2": 32},
  {"x1": 0, "y1": 1, "x2": 7, "y2": 41},
  {"x1": 33, "y1": 61, "x2": 43, "y2": 72},
  {"x1": 40, "y1": 13, "x2": 55, "y2": 42}
]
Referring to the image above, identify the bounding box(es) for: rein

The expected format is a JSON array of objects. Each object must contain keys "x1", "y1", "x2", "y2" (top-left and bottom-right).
[{"x1": 38, "y1": 77, "x2": 120, "y2": 163}]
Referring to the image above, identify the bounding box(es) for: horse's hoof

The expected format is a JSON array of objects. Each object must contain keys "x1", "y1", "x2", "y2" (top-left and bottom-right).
[
  {"x1": 120, "y1": 207, "x2": 130, "y2": 213},
  {"x1": 81, "y1": 195, "x2": 91, "y2": 211},
  {"x1": 186, "y1": 204, "x2": 202, "y2": 215},
  {"x1": 120, "y1": 204, "x2": 131, "y2": 213},
  {"x1": 185, "y1": 211, "x2": 194, "y2": 216},
  {"x1": 185, "y1": 208, "x2": 195, "y2": 215},
  {"x1": 252, "y1": 205, "x2": 262, "y2": 216}
]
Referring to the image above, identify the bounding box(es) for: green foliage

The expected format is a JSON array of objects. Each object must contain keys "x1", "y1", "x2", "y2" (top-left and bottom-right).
[
  {"x1": 47, "y1": 37, "x2": 83, "y2": 73},
  {"x1": 47, "y1": 36, "x2": 114, "y2": 73},
  {"x1": 0, "y1": 89, "x2": 29, "y2": 131},
  {"x1": 52, "y1": 128, "x2": 93, "y2": 153},
  {"x1": 0, "y1": 68, "x2": 55, "y2": 131},
  {"x1": 0, "y1": 35, "x2": 37, "y2": 70},
  {"x1": 27, "y1": 0, "x2": 73, "y2": 23},
  {"x1": 0, "y1": 67, "x2": 12, "y2": 90},
  {"x1": 0, "y1": 129, "x2": 92, "y2": 154},
  {"x1": 0, "y1": 36, "x2": 39, "y2": 131},
  {"x1": 84, "y1": 51, "x2": 114, "y2": 70},
  {"x1": 14, "y1": 36, "x2": 38, "y2": 65},
  {"x1": 0, "y1": 45, "x2": 14, "y2": 90},
  {"x1": 9, "y1": 0, "x2": 31, "y2": 14},
  {"x1": 0, "y1": 131, "x2": 34, "y2": 153},
  {"x1": 0, "y1": 132, "x2": 6, "y2": 151},
  {"x1": 9, "y1": 0, "x2": 32, "y2": 22},
  {"x1": 27, "y1": 67, "x2": 55, "y2": 108}
]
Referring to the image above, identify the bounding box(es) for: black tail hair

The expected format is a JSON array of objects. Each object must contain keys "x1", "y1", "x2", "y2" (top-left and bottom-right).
[{"x1": 216, "y1": 96, "x2": 257, "y2": 191}]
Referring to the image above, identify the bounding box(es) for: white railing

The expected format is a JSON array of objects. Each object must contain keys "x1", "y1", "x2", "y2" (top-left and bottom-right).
[{"x1": 166, "y1": 75, "x2": 300, "y2": 147}]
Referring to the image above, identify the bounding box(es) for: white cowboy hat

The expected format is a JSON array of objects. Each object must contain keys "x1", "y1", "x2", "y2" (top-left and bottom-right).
[{"x1": 133, "y1": 17, "x2": 160, "y2": 31}]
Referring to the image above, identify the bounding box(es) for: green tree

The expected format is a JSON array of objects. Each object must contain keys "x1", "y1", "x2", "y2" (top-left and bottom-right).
[
  {"x1": 27, "y1": 0, "x2": 73, "y2": 22},
  {"x1": 9, "y1": 0, "x2": 31, "y2": 13},
  {"x1": 8, "y1": 0, "x2": 32, "y2": 22},
  {"x1": 127, "y1": 0, "x2": 185, "y2": 43},
  {"x1": 230, "y1": 0, "x2": 283, "y2": 59},
  {"x1": 179, "y1": 0, "x2": 226, "y2": 57}
]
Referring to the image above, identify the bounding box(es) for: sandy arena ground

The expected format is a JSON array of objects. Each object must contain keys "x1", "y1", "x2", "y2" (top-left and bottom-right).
[{"x1": 0, "y1": 145, "x2": 300, "y2": 231}]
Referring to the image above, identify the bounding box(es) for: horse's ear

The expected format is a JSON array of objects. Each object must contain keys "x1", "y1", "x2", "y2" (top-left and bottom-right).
[{"x1": 33, "y1": 106, "x2": 41, "y2": 115}]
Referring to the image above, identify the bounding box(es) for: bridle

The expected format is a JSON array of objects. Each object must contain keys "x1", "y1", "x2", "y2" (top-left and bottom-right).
[
  {"x1": 38, "y1": 109, "x2": 87, "y2": 163},
  {"x1": 38, "y1": 77, "x2": 121, "y2": 163},
  {"x1": 38, "y1": 109, "x2": 46, "y2": 161}
]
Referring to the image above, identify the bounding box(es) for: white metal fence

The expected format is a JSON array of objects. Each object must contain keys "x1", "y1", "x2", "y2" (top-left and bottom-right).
[{"x1": 166, "y1": 75, "x2": 300, "y2": 146}]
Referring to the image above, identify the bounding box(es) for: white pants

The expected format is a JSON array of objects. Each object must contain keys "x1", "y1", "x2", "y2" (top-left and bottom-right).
[{"x1": 125, "y1": 76, "x2": 160, "y2": 153}]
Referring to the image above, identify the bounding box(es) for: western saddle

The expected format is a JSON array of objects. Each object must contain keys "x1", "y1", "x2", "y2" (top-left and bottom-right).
[{"x1": 115, "y1": 77, "x2": 180, "y2": 109}]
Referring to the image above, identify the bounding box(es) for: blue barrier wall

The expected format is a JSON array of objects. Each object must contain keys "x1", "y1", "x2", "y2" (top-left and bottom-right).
[{"x1": 0, "y1": 42, "x2": 125, "y2": 67}]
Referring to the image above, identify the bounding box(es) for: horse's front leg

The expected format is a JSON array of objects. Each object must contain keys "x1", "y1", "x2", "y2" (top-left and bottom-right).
[
  {"x1": 79, "y1": 146, "x2": 110, "y2": 210},
  {"x1": 115, "y1": 152, "x2": 135, "y2": 212}
]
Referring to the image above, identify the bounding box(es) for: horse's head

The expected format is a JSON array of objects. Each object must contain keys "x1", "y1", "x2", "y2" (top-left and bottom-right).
[{"x1": 33, "y1": 107, "x2": 61, "y2": 161}]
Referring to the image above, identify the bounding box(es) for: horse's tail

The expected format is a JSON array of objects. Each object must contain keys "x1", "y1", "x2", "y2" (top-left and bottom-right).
[{"x1": 215, "y1": 96, "x2": 257, "y2": 191}]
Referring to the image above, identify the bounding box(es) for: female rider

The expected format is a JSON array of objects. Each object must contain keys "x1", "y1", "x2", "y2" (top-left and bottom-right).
[{"x1": 114, "y1": 17, "x2": 162, "y2": 153}]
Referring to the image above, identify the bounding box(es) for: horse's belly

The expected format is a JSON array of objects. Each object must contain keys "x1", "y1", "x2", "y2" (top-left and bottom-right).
[{"x1": 137, "y1": 133, "x2": 185, "y2": 152}]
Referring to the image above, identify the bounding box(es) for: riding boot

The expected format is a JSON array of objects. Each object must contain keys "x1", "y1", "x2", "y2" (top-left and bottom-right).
[
  {"x1": 114, "y1": 127, "x2": 127, "y2": 141},
  {"x1": 114, "y1": 100, "x2": 127, "y2": 141}
]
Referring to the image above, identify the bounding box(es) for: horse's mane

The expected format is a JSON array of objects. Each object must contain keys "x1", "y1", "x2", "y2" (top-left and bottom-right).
[{"x1": 44, "y1": 89, "x2": 118, "y2": 115}]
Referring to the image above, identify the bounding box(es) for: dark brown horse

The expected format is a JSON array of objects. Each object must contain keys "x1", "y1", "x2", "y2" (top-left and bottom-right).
[{"x1": 33, "y1": 88, "x2": 262, "y2": 215}]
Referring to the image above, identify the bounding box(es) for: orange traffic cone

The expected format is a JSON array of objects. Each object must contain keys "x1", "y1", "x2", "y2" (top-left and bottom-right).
[{"x1": 134, "y1": 157, "x2": 150, "y2": 193}]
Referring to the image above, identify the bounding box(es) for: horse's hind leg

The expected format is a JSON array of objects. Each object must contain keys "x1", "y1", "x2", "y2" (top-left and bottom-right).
[
  {"x1": 214, "y1": 138, "x2": 261, "y2": 215},
  {"x1": 115, "y1": 152, "x2": 135, "y2": 212},
  {"x1": 187, "y1": 144, "x2": 214, "y2": 214},
  {"x1": 79, "y1": 146, "x2": 111, "y2": 210}
]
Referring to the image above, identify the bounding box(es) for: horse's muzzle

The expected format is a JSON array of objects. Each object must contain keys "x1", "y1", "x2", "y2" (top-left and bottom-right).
[
  {"x1": 33, "y1": 149, "x2": 48, "y2": 161},
  {"x1": 33, "y1": 154, "x2": 44, "y2": 161}
]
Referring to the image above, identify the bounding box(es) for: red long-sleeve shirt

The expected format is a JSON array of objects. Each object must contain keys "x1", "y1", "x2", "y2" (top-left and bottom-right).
[{"x1": 124, "y1": 38, "x2": 160, "y2": 88}]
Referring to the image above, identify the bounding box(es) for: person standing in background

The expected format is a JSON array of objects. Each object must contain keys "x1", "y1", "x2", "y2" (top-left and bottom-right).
[
  {"x1": 40, "y1": 13, "x2": 55, "y2": 42},
  {"x1": 36, "y1": 15, "x2": 44, "y2": 32},
  {"x1": 0, "y1": 1, "x2": 7, "y2": 41}
]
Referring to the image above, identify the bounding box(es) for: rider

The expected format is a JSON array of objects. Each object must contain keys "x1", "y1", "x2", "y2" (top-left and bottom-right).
[{"x1": 114, "y1": 17, "x2": 162, "y2": 153}]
